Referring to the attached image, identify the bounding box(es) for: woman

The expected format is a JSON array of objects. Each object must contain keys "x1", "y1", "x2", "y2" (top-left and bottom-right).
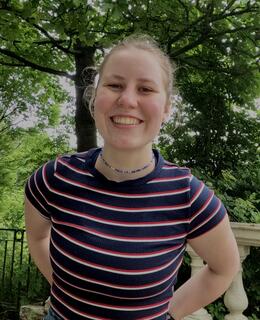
[{"x1": 25, "y1": 35, "x2": 240, "y2": 320}]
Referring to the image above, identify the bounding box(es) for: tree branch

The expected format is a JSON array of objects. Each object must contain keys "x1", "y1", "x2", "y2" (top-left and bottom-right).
[
  {"x1": 221, "y1": 0, "x2": 237, "y2": 15},
  {"x1": 178, "y1": 56, "x2": 258, "y2": 76},
  {"x1": 176, "y1": 0, "x2": 189, "y2": 22},
  {"x1": 0, "y1": 60, "x2": 24, "y2": 67},
  {"x1": 30, "y1": 22, "x2": 77, "y2": 55},
  {"x1": 171, "y1": 22, "x2": 257, "y2": 58},
  {"x1": 166, "y1": 1, "x2": 258, "y2": 53},
  {"x1": 0, "y1": 48, "x2": 76, "y2": 80},
  {"x1": 2, "y1": 6, "x2": 78, "y2": 55},
  {"x1": 213, "y1": 4, "x2": 259, "y2": 22},
  {"x1": 170, "y1": 34, "x2": 206, "y2": 58},
  {"x1": 210, "y1": 25, "x2": 257, "y2": 38}
]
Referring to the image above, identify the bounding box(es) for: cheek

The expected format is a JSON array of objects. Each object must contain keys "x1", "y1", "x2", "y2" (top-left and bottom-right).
[
  {"x1": 144, "y1": 99, "x2": 167, "y2": 121},
  {"x1": 94, "y1": 93, "x2": 111, "y2": 118}
]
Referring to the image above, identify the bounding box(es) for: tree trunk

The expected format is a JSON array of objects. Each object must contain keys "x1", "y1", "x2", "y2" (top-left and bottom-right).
[{"x1": 74, "y1": 44, "x2": 97, "y2": 152}]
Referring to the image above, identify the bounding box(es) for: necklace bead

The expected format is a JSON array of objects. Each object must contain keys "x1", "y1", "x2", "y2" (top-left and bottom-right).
[{"x1": 99, "y1": 150, "x2": 155, "y2": 174}]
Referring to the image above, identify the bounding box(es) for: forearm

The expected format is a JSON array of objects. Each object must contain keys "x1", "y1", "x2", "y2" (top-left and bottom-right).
[
  {"x1": 27, "y1": 234, "x2": 53, "y2": 285},
  {"x1": 168, "y1": 265, "x2": 237, "y2": 320}
]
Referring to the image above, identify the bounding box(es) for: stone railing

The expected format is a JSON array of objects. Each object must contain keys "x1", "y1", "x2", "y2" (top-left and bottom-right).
[
  {"x1": 184, "y1": 222, "x2": 260, "y2": 320},
  {"x1": 20, "y1": 223, "x2": 260, "y2": 320}
]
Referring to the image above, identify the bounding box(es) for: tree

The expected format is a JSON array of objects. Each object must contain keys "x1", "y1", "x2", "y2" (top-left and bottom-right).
[{"x1": 0, "y1": 0, "x2": 259, "y2": 151}]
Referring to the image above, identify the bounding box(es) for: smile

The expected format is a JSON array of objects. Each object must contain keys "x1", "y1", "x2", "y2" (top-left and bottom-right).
[{"x1": 111, "y1": 116, "x2": 142, "y2": 125}]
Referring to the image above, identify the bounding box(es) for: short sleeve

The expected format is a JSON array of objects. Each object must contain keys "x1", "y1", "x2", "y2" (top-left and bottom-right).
[
  {"x1": 187, "y1": 175, "x2": 227, "y2": 239},
  {"x1": 25, "y1": 160, "x2": 55, "y2": 220}
]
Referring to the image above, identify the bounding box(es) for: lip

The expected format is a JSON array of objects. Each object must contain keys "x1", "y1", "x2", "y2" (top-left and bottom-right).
[{"x1": 110, "y1": 115, "x2": 144, "y2": 126}]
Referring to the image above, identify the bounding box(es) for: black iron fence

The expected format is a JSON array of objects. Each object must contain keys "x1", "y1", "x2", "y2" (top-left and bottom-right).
[{"x1": 0, "y1": 228, "x2": 49, "y2": 320}]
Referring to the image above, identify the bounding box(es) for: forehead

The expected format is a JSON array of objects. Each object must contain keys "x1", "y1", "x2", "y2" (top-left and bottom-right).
[{"x1": 101, "y1": 48, "x2": 165, "y2": 85}]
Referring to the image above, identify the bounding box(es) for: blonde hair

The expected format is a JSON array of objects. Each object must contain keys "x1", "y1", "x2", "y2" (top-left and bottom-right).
[{"x1": 84, "y1": 34, "x2": 177, "y2": 117}]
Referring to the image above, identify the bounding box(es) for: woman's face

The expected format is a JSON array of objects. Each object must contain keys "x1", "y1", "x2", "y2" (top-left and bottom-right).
[{"x1": 93, "y1": 47, "x2": 170, "y2": 152}]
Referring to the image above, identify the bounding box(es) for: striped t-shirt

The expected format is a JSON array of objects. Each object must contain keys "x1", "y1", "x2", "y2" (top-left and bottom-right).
[{"x1": 25, "y1": 148, "x2": 226, "y2": 320}]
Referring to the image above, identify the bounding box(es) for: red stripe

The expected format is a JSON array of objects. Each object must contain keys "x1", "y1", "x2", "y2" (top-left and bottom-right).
[
  {"x1": 50, "y1": 253, "x2": 182, "y2": 290},
  {"x1": 149, "y1": 174, "x2": 190, "y2": 182},
  {"x1": 54, "y1": 280, "x2": 171, "y2": 310},
  {"x1": 54, "y1": 271, "x2": 173, "y2": 300},
  {"x1": 190, "y1": 180, "x2": 204, "y2": 204},
  {"x1": 190, "y1": 190, "x2": 214, "y2": 219},
  {"x1": 137, "y1": 305, "x2": 169, "y2": 319},
  {"x1": 48, "y1": 201, "x2": 189, "y2": 226},
  {"x1": 51, "y1": 237, "x2": 183, "y2": 274},
  {"x1": 44, "y1": 167, "x2": 189, "y2": 211},
  {"x1": 55, "y1": 170, "x2": 189, "y2": 197},
  {"x1": 52, "y1": 218, "x2": 187, "y2": 242},
  {"x1": 53, "y1": 227, "x2": 183, "y2": 257}
]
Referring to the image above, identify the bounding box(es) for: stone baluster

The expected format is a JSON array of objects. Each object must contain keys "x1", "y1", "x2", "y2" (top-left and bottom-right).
[
  {"x1": 184, "y1": 246, "x2": 212, "y2": 320},
  {"x1": 224, "y1": 245, "x2": 250, "y2": 320}
]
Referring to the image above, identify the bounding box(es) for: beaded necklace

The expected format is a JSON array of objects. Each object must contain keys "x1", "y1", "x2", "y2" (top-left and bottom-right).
[{"x1": 99, "y1": 150, "x2": 155, "y2": 174}]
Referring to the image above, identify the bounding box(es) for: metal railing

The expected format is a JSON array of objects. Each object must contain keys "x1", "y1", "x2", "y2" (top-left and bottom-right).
[{"x1": 0, "y1": 228, "x2": 49, "y2": 320}]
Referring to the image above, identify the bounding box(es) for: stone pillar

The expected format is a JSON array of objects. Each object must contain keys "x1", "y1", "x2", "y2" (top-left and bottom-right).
[
  {"x1": 20, "y1": 305, "x2": 45, "y2": 320},
  {"x1": 20, "y1": 297, "x2": 50, "y2": 320},
  {"x1": 224, "y1": 245, "x2": 250, "y2": 320},
  {"x1": 184, "y1": 246, "x2": 212, "y2": 320}
]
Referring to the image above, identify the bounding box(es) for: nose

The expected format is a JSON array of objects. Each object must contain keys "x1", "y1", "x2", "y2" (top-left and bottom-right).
[{"x1": 117, "y1": 87, "x2": 138, "y2": 109}]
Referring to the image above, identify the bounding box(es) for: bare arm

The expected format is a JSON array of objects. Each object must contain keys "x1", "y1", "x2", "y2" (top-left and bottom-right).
[
  {"x1": 168, "y1": 215, "x2": 240, "y2": 320},
  {"x1": 24, "y1": 196, "x2": 53, "y2": 285}
]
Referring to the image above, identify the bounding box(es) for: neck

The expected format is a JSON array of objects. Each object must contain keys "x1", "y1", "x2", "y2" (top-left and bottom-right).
[{"x1": 95, "y1": 146, "x2": 155, "y2": 182}]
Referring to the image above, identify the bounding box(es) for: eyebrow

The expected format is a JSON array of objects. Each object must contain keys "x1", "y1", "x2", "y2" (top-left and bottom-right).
[{"x1": 105, "y1": 74, "x2": 158, "y2": 85}]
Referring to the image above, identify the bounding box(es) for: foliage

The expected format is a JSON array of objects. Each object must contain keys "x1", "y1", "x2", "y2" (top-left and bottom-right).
[
  {"x1": 159, "y1": 95, "x2": 259, "y2": 176},
  {"x1": 206, "y1": 299, "x2": 227, "y2": 320},
  {"x1": 0, "y1": 0, "x2": 259, "y2": 150},
  {"x1": 0, "y1": 128, "x2": 72, "y2": 228},
  {"x1": 243, "y1": 247, "x2": 260, "y2": 319}
]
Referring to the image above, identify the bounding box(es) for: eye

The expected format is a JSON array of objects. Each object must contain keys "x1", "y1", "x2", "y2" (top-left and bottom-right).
[
  {"x1": 139, "y1": 87, "x2": 154, "y2": 93},
  {"x1": 106, "y1": 83, "x2": 122, "y2": 90}
]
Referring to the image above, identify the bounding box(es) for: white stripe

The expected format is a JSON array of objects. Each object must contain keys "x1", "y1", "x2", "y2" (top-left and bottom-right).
[
  {"x1": 190, "y1": 192, "x2": 214, "y2": 222},
  {"x1": 50, "y1": 202, "x2": 189, "y2": 227},
  {"x1": 27, "y1": 176, "x2": 50, "y2": 218},
  {"x1": 52, "y1": 226, "x2": 183, "y2": 259},
  {"x1": 53, "y1": 271, "x2": 173, "y2": 300},
  {"x1": 51, "y1": 291, "x2": 101, "y2": 320},
  {"x1": 54, "y1": 171, "x2": 189, "y2": 198},
  {"x1": 51, "y1": 253, "x2": 182, "y2": 290},
  {"x1": 162, "y1": 166, "x2": 178, "y2": 170},
  {"x1": 43, "y1": 169, "x2": 190, "y2": 212},
  {"x1": 54, "y1": 280, "x2": 171, "y2": 311},
  {"x1": 189, "y1": 200, "x2": 222, "y2": 233},
  {"x1": 147, "y1": 175, "x2": 190, "y2": 184},
  {"x1": 51, "y1": 238, "x2": 185, "y2": 275},
  {"x1": 75, "y1": 157, "x2": 86, "y2": 162},
  {"x1": 53, "y1": 271, "x2": 172, "y2": 300},
  {"x1": 58, "y1": 158, "x2": 93, "y2": 176},
  {"x1": 52, "y1": 218, "x2": 187, "y2": 242},
  {"x1": 190, "y1": 182, "x2": 204, "y2": 205}
]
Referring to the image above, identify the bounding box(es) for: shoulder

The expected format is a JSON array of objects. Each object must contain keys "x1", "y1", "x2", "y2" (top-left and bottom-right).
[
  {"x1": 28, "y1": 150, "x2": 91, "y2": 180},
  {"x1": 161, "y1": 158, "x2": 191, "y2": 178},
  {"x1": 56, "y1": 147, "x2": 101, "y2": 167}
]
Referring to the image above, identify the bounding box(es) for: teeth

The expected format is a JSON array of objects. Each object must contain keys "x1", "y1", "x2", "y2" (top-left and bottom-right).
[{"x1": 112, "y1": 116, "x2": 140, "y2": 125}]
